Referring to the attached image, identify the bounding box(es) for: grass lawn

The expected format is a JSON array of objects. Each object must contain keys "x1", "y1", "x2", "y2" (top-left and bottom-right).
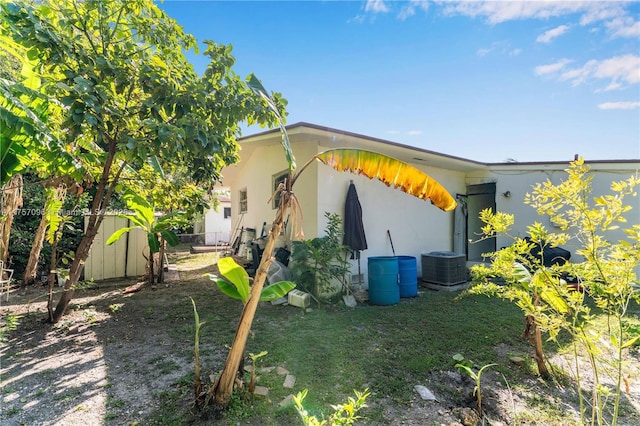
[
  {"x1": 2, "y1": 246, "x2": 637, "y2": 425},
  {"x1": 152, "y1": 247, "x2": 639, "y2": 425}
]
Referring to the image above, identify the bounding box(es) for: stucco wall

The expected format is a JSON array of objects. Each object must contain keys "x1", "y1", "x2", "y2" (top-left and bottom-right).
[
  {"x1": 224, "y1": 125, "x2": 639, "y2": 285},
  {"x1": 313, "y1": 144, "x2": 466, "y2": 284},
  {"x1": 469, "y1": 162, "x2": 640, "y2": 267}
]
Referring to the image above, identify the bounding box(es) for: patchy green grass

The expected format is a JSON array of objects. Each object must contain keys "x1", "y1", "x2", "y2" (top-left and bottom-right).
[{"x1": 172, "y1": 275, "x2": 530, "y2": 425}]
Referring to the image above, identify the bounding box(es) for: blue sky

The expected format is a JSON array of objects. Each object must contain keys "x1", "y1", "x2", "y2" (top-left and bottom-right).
[{"x1": 158, "y1": 1, "x2": 640, "y2": 163}]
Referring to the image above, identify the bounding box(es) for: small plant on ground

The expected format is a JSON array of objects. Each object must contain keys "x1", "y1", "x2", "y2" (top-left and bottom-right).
[
  {"x1": 247, "y1": 350, "x2": 268, "y2": 393},
  {"x1": 205, "y1": 257, "x2": 296, "y2": 306},
  {"x1": 294, "y1": 388, "x2": 371, "y2": 426},
  {"x1": 453, "y1": 354, "x2": 496, "y2": 415},
  {"x1": 469, "y1": 157, "x2": 640, "y2": 426},
  {"x1": 0, "y1": 312, "x2": 22, "y2": 343},
  {"x1": 191, "y1": 298, "x2": 207, "y2": 402}
]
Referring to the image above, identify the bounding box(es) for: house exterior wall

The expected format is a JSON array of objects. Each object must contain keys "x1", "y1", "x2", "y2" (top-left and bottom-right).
[
  {"x1": 470, "y1": 162, "x2": 640, "y2": 267},
  {"x1": 224, "y1": 124, "x2": 639, "y2": 285},
  {"x1": 204, "y1": 199, "x2": 231, "y2": 245},
  {"x1": 222, "y1": 137, "x2": 465, "y2": 284},
  {"x1": 314, "y1": 151, "x2": 466, "y2": 284},
  {"x1": 224, "y1": 137, "x2": 319, "y2": 246}
]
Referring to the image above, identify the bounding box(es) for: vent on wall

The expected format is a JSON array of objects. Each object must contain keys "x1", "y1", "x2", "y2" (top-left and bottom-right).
[{"x1": 421, "y1": 252, "x2": 466, "y2": 285}]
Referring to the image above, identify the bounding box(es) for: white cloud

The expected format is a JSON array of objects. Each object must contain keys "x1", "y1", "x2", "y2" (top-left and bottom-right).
[
  {"x1": 560, "y1": 54, "x2": 640, "y2": 90},
  {"x1": 348, "y1": 14, "x2": 366, "y2": 24},
  {"x1": 598, "y1": 81, "x2": 623, "y2": 92},
  {"x1": 579, "y1": 3, "x2": 627, "y2": 25},
  {"x1": 365, "y1": 0, "x2": 389, "y2": 14},
  {"x1": 439, "y1": 1, "x2": 595, "y2": 25},
  {"x1": 407, "y1": 130, "x2": 423, "y2": 136},
  {"x1": 534, "y1": 59, "x2": 573, "y2": 76},
  {"x1": 476, "y1": 41, "x2": 520, "y2": 57},
  {"x1": 537, "y1": 55, "x2": 640, "y2": 90},
  {"x1": 438, "y1": 1, "x2": 636, "y2": 39},
  {"x1": 536, "y1": 25, "x2": 570, "y2": 43},
  {"x1": 598, "y1": 101, "x2": 640, "y2": 110},
  {"x1": 606, "y1": 16, "x2": 640, "y2": 38},
  {"x1": 398, "y1": 0, "x2": 429, "y2": 21},
  {"x1": 593, "y1": 54, "x2": 640, "y2": 85}
]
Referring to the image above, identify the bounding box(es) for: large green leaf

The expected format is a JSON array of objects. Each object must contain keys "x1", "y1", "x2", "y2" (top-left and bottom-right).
[
  {"x1": 160, "y1": 229, "x2": 180, "y2": 247},
  {"x1": 106, "y1": 226, "x2": 136, "y2": 245},
  {"x1": 247, "y1": 74, "x2": 295, "y2": 170},
  {"x1": 217, "y1": 257, "x2": 250, "y2": 303},
  {"x1": 260, "y1": 281, "x2": 296, "y2": 302},
  {"x1": 122, "y1": 192, "x2": 155, "y2": 228},
  {"x1": 44, "y1": 188, "x2": 64, "y2": 244},
  {"x1": 313, "y1": 149, "x2": 457, "y2": 211},
  {"x1": 148, "y1": 232, "x2": 161, "y2": 254},
  {"x1": 214, "y1": 278, "x2": 243, "y2": 301}
]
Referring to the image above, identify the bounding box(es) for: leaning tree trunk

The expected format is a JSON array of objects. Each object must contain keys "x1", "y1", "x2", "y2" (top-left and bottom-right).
[
  {"x1": 0, "y1": 174, "x2": 24, "y2": 266},
  {"x1": 23, "y1": 185, "x2": 67, "y2": 287},
  {"x1": 522, "y1": 293, "x2": 551, "y2": 379},
  {"x1": 22, "y1": 208, "x2": 48, "y2": 288},
  {"x1": 210, "y1": 191, "x2": 289, "y2": 408},
  {"x1": 51, "y1": 140, "x2": 121, "y2": 323}
]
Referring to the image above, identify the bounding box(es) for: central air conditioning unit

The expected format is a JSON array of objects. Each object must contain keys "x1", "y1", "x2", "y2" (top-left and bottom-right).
[{"x1": 421, "y1": 251, "x2": 467, "y2": 286}]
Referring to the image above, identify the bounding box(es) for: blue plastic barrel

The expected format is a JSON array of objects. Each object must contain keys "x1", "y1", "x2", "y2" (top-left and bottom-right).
[
  {"x1": 368, "y1": 256, "x2": 400, "y2": 305},
  {"x1": 397, "y1": 255, "x2": 418, "y2": 298}
]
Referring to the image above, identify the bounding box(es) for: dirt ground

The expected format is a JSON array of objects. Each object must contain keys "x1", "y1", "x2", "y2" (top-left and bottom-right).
[{"x1": 1, "y1": 266, "x2": 639, "y2": 426}]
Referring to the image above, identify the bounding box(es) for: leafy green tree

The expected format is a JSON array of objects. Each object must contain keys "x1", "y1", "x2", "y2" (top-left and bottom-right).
[
  {"x1": 1, "y1": 0, "x2": 284, "y2": 323},
  {"x1": 469, "y1": 157, "x2": 640, "y2": 425},
  {"x1": 1, "y1": 22, "x2": 92, "y2": 283}
]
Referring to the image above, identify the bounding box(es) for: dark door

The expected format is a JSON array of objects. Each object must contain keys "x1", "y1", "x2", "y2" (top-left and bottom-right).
[{"x1": 466, "y1": 183, "x2": 496, "y2": 262}]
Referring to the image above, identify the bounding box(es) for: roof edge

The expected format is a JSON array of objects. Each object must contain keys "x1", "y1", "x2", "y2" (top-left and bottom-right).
[{"x1": 240, "y1": 122, "x2": 640, "y2": 166}]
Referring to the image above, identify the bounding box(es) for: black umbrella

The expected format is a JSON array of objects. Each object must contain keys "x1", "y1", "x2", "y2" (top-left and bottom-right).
[{"x1": 343, "y1": 180, "x2": 367, "y2": 286}]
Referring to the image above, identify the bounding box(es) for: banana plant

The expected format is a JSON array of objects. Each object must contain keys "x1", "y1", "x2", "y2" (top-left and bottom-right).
[
  {"x1": 106, "y1": 191, "x2": 185, "y2": 286},
  {"x1": 206, "y1": 257, "x2": 296, "y2": 305},
  {"x1": 209, "y1": 75, "x2": 457, "y2": 408}
]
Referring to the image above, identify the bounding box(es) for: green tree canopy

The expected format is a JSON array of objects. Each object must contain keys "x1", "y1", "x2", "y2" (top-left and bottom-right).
[{"x1": 0, "y1": 0, "x2": 287, "y2": 322}]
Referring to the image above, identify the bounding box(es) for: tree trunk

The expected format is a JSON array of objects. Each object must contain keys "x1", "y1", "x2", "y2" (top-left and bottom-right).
[
  {"x1": 210, "y1": 198, "x2": 287, "y2": 408},
  {"x1": 157, "y1": 236, "x2": 165, "y2": 284},
  {"x1": 51, "y1": 218, "x2": 100, "y2": 322},
  {"x1": 148, "y1": 246, "x2": 155, "y2": 287},
  {"x1": 51, "y1": 137, "x2": 123, "y2": 323},
  {"x1": 522, "y1": 294, "x2": 551, "y2": 379},
  {"x1": 0, "y1": 174, "x2": 24, "y2": 265},
  {"x1": 23, "y1": 209, "x2": 48, "y2": 287},
  {"x1": 23, "y1": 186, "x2": 67, "y2": 288},
  {"x1": 47, "y1": 231, "x2": 59, "y2": 322},
  {"x1": 533, "y1": 318, "x2": 551, "y2": 379}
]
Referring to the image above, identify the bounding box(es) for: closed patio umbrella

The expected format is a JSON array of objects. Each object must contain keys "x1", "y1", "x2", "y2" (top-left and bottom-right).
[{"x1": 343, "y1": 180, "x2": 367, "y2": 286}]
